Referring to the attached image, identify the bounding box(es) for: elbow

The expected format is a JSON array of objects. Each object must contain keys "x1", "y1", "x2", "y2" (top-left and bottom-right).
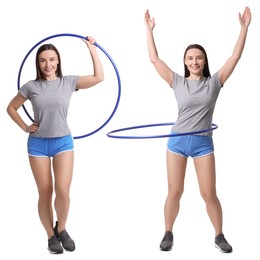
[
  {"x1": 7, "y1": 103, "x2": 18, "y2": 117},
  {"x1": 149, "y1": 56, "x2": 157, "y2": 64},
  {"x1": 96, "y1": 74, "x2": 104, "y2": 85},
  {"x1": 101, "y1": 73, "x2": 105, "y2": 82},
  {"x1": 149, "y1": 51, "x2": 159, "y2": 64},
  {"x1": 96, "y1": 68, "x2": 104, "y2": 83},
  {"x1": 150, "y1": 58, "x2": 156, "y2": 65},
  {"x1": 98, "y1": 79, "x2": 104, "y2": 84},
  {"x1": 232, "y1": 50, "x2": 242, "y2": 62},
  {"x1": 6, "y1": 104, "x2": 12, "y2": 116},
  {"x1": 233, "y1": 55, "x2": 241, "y2": 63},
  {"x1": 150, "y1": 55, "x2": 159, "y2": 65},
  {"x1": 99, "y1": 73, "x2": 105, "y2": 83}
]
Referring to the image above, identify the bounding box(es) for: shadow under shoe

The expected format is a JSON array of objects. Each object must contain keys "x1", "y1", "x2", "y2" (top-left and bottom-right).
[
  {"x1": 160, "y1": 231, "x2": 174, "y2": 251},
  {"x1": 54, "y1": 221, "x2": 76, "y2": 252},
  {"x1": 48, "y1": 235, "x2": 63, "y2": 254}
]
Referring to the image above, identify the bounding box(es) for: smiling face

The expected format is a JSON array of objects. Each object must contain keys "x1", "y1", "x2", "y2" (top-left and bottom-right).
[
  {"x1": 184, "y1": 48, "x2": 206, "y2": 79},
  {"x1": 35, "y1": 44, "x2": 62, "y2": 80},
  {"x1": 38, "y1": 50, "x2": 59, "y2": 80}
]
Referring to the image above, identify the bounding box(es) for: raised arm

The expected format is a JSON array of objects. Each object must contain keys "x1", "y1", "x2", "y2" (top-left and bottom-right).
[
  {"x1": 218, "y1": 7, "x2": 251, "y2": 86},
  {"x1": 144, "y1": 10, "x2": 174, "y2": 87},
  {"x1": 76, "y1": 36, "x2": 104, "y2": 89}
]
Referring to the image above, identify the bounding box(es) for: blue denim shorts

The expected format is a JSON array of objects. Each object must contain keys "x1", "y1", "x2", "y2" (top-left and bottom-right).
[
  {"x1": 27, "y1": 135, "x2": 74, "y2": 158},
  {"x1": 167, "y1": 132, "x2": 214, "y2": 158}
]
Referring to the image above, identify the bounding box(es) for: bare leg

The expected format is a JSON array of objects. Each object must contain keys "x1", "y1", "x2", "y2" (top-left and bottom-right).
[
  {"x1": 29, "y1": 156, "x2": 54, "y2": 238},
  {"x1": 164, "y1": 151, "x2": 187, "y2": 231},
  {"x1": 53, "y1": 151, "x2": 74, "y2": 233},
  {"x1": 194, "y1": 154, "x2": 222, "y2": 235}
]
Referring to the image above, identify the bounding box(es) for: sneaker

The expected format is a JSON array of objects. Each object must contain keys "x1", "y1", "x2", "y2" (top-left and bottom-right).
[
  {"x1": 215, "y1": 233, "x2": 233, "y2": 253},
  {"x1": 54, "y1": 221, "x2": 75, "y2": 252},
  {"x1": 160, "y1": 231, "x2": 173, "y2": 251},
  {"x1": 48, "y1": 235, "x2": 63, "y2": 254}
]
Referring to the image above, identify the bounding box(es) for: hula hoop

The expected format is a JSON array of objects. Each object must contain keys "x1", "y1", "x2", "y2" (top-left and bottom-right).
[
  {"x1": 17, "y1": 33, "x2": 121, "y2": 139},
  {"x1": 106, "y1": 123, "x2": 218, "y2": 139}
]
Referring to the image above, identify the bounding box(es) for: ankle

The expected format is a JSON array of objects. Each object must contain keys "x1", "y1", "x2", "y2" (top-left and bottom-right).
[{"x1": 54, "y1": 221, "x2": 65, "y2": 234}]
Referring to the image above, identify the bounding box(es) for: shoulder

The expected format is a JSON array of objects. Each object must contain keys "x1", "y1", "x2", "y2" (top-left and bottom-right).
[
  {"x1": 174, "y1": 72, "x2": 183, "y2": 80},
  {"x1": 19, "y1": 80, "x2": 37, "y2": 91},
  {"x1": 61, "y1": 75, "x2": 80, "y2": 91},
  {"x1": 19, "y1": 80, "x2": 37, "y2": 98},
  {"x1": 208, "y1": 72, "x2": 222, "y2": 88},
  {"x1": 172, "y1": 72, "x2": 185, "y2": 88},
  {"x1": 61, "y1": 75, "x2": 80, "y2": 86},
  {"x1": 62, "y1": 75, "x2": 80, "y2": 81}
]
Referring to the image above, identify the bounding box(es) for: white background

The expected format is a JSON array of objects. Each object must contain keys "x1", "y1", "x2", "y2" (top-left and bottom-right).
[{"x1": 1, "y1": 0, "x2": 259, "y2": 259}]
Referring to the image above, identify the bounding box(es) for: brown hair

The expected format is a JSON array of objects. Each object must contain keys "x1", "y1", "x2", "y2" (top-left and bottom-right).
[
  {"x1": 183, "y1": 44, "x2": 211, "y2": 78},
  {"x1": 35, "y1": 44, "x2": 63, "y2": 80}
]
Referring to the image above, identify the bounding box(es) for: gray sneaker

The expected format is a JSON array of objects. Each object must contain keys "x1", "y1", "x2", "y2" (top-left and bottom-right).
[
  {"x1": 160, "y1": 231, "x2": 173, "y2": 251},
  {"x1": 54, "y1": 221, "x2": 75, "y2": 252},
  {"x1": 215, "y1": 233, "x2": 233, "y2": 253},
  {"x1": 48, "y1": 235, "x2": 63, "y2": 254},
  {"x1": 58, "y1": 229, "x2": 76, "y2": 251}
]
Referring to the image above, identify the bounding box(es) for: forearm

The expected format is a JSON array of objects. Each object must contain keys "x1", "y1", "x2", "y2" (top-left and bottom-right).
[
  {"x1": 218, "y1": 23, "x2": 250, "y2": 85},
  {"x1": 89, "y1": 49, "x2": 104, "y2": 83},
  {"x1": 145, "y1": 28, "x2": 173, "y2": 86},
  {"x1": 146, "y1": 29, "x2": 159, "y2": 63},
  {"x1": 232, "y1": 25, "x2": 249, "y2": 61}
]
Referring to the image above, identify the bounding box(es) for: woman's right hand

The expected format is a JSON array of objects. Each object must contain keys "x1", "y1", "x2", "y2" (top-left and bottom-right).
[
  {"x1": 144, "y1": 9, "x2": 155, "y2": 31},
  {"x1": 26, "y1": 123, "x2": 38, "y2": 133}
]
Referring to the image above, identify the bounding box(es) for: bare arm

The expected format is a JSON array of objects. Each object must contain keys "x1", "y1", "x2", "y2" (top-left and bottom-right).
[
  {"x1": 144, "y1": 10, "x2": 174, "y2": 87},
  {"x1": 6, "y1": 93, "x2": 38, "y2": 133},
  {"x1": 218, "y1": 6, "x2": 251, "y2": 86},
  {"x1": 76, "y1": 36, "x2": 104, "y2": 89}
]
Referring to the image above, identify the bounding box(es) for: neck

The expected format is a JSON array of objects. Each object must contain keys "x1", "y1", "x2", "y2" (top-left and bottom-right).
[
  {"x1": 187, "y1": 74, "x2": 203, "y2": 80},
  {"x1": 46, "y1": 76, "x2": 58, "y2": 81}
]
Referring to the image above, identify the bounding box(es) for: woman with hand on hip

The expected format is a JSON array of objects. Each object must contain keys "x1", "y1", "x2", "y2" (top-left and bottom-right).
[{"x1": 7, "y1": 36, "x2": 104, "y2": 254}]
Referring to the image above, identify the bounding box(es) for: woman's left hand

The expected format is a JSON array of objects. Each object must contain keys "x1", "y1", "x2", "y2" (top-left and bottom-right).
[
  {"x1": 239, "y1": 6, "x2": 251, "y2": 28},
  {"x1": 81, "y1": 36, "x2": 96, "y2": 49}
]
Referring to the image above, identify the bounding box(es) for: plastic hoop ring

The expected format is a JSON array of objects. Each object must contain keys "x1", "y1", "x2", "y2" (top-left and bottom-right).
[
  {"x1": 106, "y1": 122, "x2": 218, "y2": 139},
  {"x1": 17, "y1": 33, "x2": 121, "y2": 139}
]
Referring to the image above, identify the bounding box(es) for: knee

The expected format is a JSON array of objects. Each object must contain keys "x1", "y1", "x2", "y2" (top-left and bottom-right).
[
  {"x1": 167, "y1": 186, "x2": 184, "y2": 201},
  {"x1": 55, "y1": 186, "x2": 70, "y2": 200},
  {"x1": 200, "y1": 190, "x2": 218, "y2": 204},
  {"x1": 38, "y1": 186, "x2": 53, "y2": 201}
]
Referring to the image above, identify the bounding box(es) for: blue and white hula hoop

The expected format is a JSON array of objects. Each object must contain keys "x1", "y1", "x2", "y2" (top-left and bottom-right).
[
  {"x1": 106, "y1": 122, "x2": 218, "y2": 139},
  {"x1": 17, "y1": 33, "x2": 121, "y2": 139}
]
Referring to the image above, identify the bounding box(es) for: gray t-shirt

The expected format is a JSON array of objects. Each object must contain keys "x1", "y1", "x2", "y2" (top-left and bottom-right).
[
  {"x1": 19, "y1": 75, "x2": 79, "y2": 138},
  {"x1": 171, "y1": 72, "x2": 222, "y2": 136}
]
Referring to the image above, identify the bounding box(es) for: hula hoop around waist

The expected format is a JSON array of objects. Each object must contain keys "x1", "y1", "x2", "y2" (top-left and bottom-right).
[{"x1": 106, "y1": 123, "x2": 218, "y2": 139}]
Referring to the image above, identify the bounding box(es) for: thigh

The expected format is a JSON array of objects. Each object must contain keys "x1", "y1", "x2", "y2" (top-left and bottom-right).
[
  {"x1": 53, "y1": 151, "x2": 74, "y2": 192},
  {"x1": 194, "y1": 153, "x2": 216, "y2": 195},
  {"x1": 167, "y1": 134, "x2": 190, "y2": 157},
  {"x1": 29, "y1": 156, "x2": 52, "y2": 193},
  {"x1": 191, "y1": 135, "x2": 214, "y2": 158},
  {"x1": 166, "y1": 150, "x2": 187, "y2": 193}
]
